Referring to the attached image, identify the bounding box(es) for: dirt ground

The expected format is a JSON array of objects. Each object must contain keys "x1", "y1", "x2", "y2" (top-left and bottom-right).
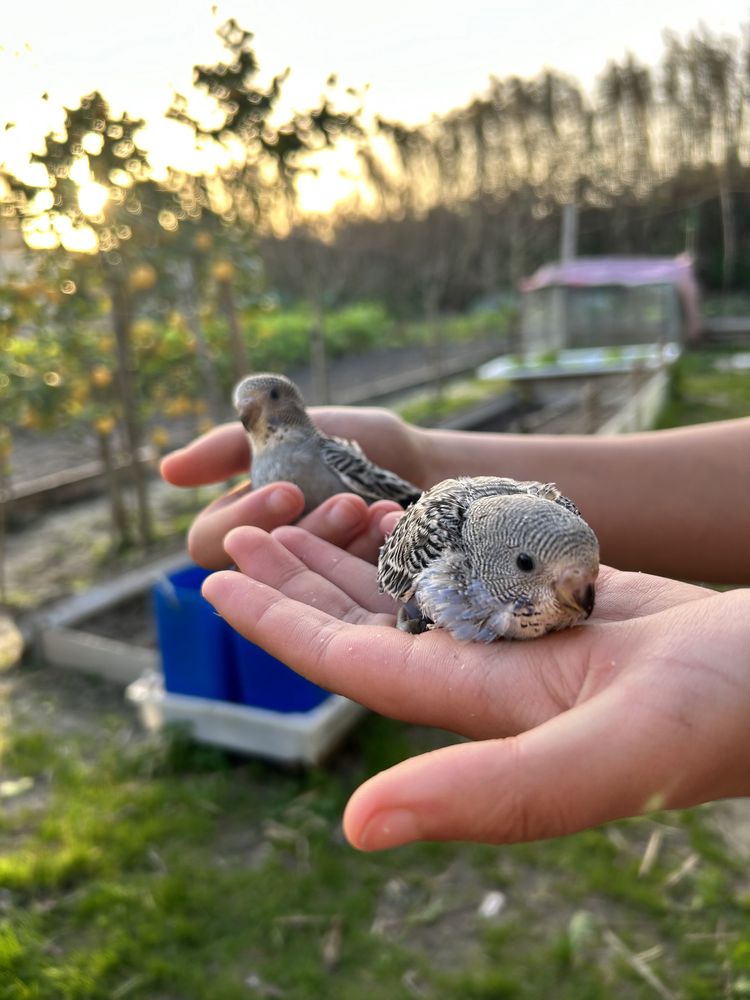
[{"x1": 4, "y1": 475, "x2": 214, "y2": 613}]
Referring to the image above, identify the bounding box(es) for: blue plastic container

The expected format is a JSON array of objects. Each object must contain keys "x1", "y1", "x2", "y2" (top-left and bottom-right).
[
  {"x1": 152, "y1": 565, "x2": 236, "y2": 701},
  {"x1": 152, "y1": 564, "x2": 330, "y2": 713},
  {"x1": 231, "y1": 630, "x2": 330, "y2": 713}
]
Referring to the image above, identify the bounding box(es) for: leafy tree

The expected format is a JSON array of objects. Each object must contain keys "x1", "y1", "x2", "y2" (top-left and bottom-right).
[
  {"x1": 2, "y1": 92, "x2": 165, "y2": 544},
  {"x1": 171, "y1": 20, "x2": 361, "y2": 215},
  {"x1": 171, "y1": 19, "x2": 363, "y2": 399},
  {"x1": 0, "y1": 15, "x2": 359, "y2": 527}
]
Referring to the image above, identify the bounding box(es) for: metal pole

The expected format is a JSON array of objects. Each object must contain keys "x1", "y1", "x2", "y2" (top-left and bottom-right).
[{"x1": 560, "y1": 203, "x2": 578, "y2": 262}]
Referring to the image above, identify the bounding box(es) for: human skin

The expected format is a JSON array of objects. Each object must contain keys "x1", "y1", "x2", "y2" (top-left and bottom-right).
[
  {"x1": 200, "y1": 525, "x2": 750, "y2": 850},
  {"x1": 161, "y1": 412, "x2": 750, "y2": 583},
  {"x1": 160, "y1": 411, "x2": 750, "y2": 850}
]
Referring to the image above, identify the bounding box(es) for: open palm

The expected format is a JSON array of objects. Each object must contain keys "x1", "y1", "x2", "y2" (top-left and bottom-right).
[{"x1": 203, "y1": 526, "x2": 750, "y2": 850}]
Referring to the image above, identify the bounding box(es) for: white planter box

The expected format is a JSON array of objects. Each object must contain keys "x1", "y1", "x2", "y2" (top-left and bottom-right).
[
  {"x1": 40, "y1": 626, "x2": 157, "y2": 685},
  {"x1": 127, "y1": 671, "x2": 367, "y2": 766}
]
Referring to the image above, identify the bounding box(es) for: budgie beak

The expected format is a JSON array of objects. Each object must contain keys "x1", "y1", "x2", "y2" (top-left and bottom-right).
[
  {"x1": 554, "y1": 567, "x2": 597, "y2": 618},
  {"x1": 237, "y1": 397, "x2": 262, "y2": 431},
  {"x1": 233, "y1": 380, "x2": 262, "y2": 430}
]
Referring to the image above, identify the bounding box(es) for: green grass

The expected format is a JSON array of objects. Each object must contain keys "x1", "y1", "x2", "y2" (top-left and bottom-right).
[
  {"x1": 655, "y1": 348, "x2": 750, "y2": 428},
  {"x1": 229, "y1": 302, "x2": 515, "y2": 377},
  {"x1": 1, "y1": 711, "x2": 750, "y2": 1000},
  {"x1": 3, "y1": 345, "x2": 750, "y2": 999},
  {"x1": 396, "y1": 378, "x2": 510, "y2": 427}
]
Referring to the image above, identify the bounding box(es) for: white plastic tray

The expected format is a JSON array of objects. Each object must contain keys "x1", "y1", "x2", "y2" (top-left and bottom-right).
[{"x1": 127, "y1": 672, "x2": 366, "y2": 766}]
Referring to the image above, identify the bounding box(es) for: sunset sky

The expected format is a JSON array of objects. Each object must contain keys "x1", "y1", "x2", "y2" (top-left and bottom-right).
[{"x1": 1, "y1": 0, "x2": 748, "y2": 212}]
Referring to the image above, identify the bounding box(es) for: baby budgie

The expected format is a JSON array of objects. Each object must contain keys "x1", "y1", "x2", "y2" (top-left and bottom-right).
[
  {"x1": 233, "y1": 373, "x2": 422, "y2": 513},
  {"x1": 377, "y1": 476, "x2": 599, "y2": 641}
]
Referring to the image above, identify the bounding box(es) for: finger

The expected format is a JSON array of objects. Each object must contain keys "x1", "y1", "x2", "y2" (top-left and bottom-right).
[
  {"x1": 343, "y1": 680, "x2": 699, "y2": 850},
  {"x1": 201, "y1": 566, "x2": 588, "y2": 738},
  {"x1": 295, "y1": 494, "x2": 374, "y2": 552},
  {"x1": 270, "y1": 525, "x2": 397, "y2": 613},
  {"x1": 202, "y1": 570, "x2": 415, "y2": 719},
  {"x1": 346, "y1": 500, "x2": 403, "y2": 563},
  {"x1": 225, "y1": 526, "x2": 394, "y2": 622},
  {"x1": 379, "y1": 510, "x2": 403, "y2": 539},
  {"x1": 188, "y1": 482, "x2": 305, "y2": 568},
  {"x1": 592, "y1": 566, "x2": 714, "y2": 622},
  {"x1": 160, "y1": 423, "x2": 249, "y2": 486}
]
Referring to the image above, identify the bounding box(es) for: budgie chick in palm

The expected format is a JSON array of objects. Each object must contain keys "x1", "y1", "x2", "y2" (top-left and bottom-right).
[
  {"x1": 377, "y1": 476, "x2": 599, "y2": 641},
  {"x1": 233, "y1": 373, "x2": 422, "y2": 514}
]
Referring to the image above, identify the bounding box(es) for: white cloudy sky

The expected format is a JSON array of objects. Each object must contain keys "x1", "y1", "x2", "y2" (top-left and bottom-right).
[{"x1": 1, "y1": 0, "x2": 748, "y2": 209}]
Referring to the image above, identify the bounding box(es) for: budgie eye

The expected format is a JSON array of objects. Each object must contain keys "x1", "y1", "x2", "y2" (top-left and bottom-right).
[
  {"x1": 516, "y1": 553, "x2": 535, "y2": 572},
  {"x1": 269, "y1": 387, "x2": 280, "y2": 401}
]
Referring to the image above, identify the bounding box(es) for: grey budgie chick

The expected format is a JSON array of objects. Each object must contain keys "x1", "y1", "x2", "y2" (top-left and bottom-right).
[
  {"x1": 233, "y1": 373, "x2": 422, "y2": 513},
  {"x1": 377, "y1": 476, "x2": 599, "y2": 641}
]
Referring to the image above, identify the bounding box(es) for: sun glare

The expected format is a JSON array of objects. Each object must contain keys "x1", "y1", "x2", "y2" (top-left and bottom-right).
[
  {"x1": 53, "y1": 213, "x2": 98, "y2": 253},
  {"x1": 78, "y1": 181, "x2": 109, "y2": 217}
]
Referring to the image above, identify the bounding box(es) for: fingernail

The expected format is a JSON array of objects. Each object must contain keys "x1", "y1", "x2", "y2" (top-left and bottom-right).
[
  {"x1": 267, "y1": 487, "x2": 302, "y2": 518},
  {"x1": 211, "y1": 481, "x2": 253, "y2": 511},
  {"x1": 358, "y1": 809, "x2": 420, "y2": 851},
  {"x1": 326, "y1": 496, "x2": 365, "y2": 529}
]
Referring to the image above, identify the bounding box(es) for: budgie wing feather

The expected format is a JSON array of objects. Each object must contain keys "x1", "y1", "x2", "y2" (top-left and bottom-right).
[{"x1": 319, "y1": 435, "x2": 422, "y2": 507}]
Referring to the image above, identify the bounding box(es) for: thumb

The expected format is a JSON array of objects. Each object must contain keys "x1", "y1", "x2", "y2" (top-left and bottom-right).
[
  {"x1": 344, "y1": 690, "x2": 697, "y2": 850},
  {"x1": 160, "y1": 422, "x2": 249, "y2": 486}
]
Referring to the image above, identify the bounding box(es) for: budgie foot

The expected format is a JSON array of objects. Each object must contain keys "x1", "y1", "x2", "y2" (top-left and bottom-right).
[{"x1": 396, "y1": 602, "x2": 434, "y2": 635}]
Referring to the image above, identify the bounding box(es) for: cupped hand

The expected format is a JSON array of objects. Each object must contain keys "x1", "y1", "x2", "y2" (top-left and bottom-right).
[
  {"x1": 202, "y1": 526, "x2": 750, "y2": 850},
  {"x1": 181, "y1": 480, "x2": 400, "y2": 567},
  {"x1": 159, "y1": 408, "x2": 426, "y2": 567}
]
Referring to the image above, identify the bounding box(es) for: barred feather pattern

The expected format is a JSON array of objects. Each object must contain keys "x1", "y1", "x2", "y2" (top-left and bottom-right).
[
  {"x1": 318, "y1": 436, "x2": 422, "y2": 507},
  {"x1": 377, "y1": 476, "x2": 600, "y2": 642}
]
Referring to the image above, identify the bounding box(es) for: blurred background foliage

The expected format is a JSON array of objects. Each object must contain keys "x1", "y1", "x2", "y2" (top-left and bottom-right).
[{"x1": 1, "y1": 16, "x2": 749, "y2": 550}]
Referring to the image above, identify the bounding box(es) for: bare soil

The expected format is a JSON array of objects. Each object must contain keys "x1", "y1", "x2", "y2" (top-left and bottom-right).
[
  {"x1": 3, "y1": 475, "x2": 214, "y2": 613},
  {"x1": 79, "y1": 592, "x2": 158, "y2": 649}
]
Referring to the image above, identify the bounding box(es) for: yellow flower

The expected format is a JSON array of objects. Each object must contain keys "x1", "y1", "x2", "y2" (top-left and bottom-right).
[
  {"x1": 212, "y1": 259, "x2": 235, "y2": 282},
  {"x1": 91, "y1": 365, "x2": 113, "y2": 388},
  {"x1": 71, "y1": 383, "x2": 90, "y2": 403},
  {"x1": 164, "y1": 396, "x2": 192, "y2": 418},
  {"x1": 95, "y1": 415, "x2": 116, "y2": 436},
  {"x1": 167, "y1": 311, "x2": 187, "y2": 333},
  {"x1": 150, "y1": 426, "x2": 170, "y2": 449},
  {"x1": 128, "y1": 264, "x2": 157, "y2": 292},
  {"x1": 132, "y1": 318, "x2": 155, "y2": 340}
]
